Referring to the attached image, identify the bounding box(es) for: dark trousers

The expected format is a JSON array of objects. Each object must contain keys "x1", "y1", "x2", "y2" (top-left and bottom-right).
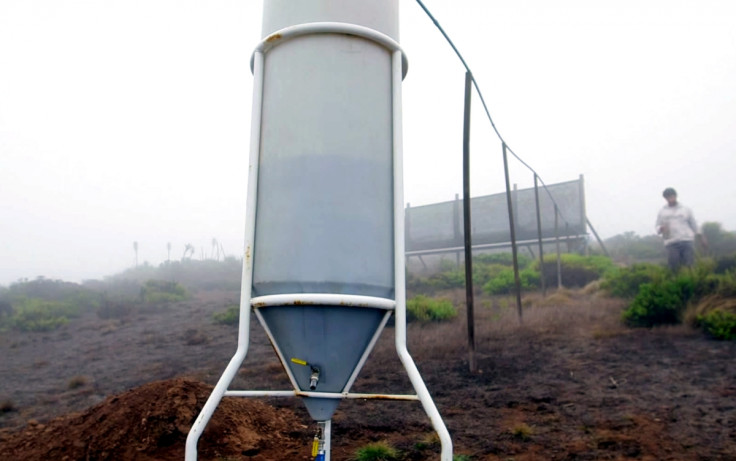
[{"x1": 666, "y1": 241, "x2": 695, "y2": 272}]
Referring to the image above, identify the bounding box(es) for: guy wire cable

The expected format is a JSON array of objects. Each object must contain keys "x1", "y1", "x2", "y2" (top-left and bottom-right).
[{"x1": 415, "y1": 0, "x2": 574, "y2": 227}]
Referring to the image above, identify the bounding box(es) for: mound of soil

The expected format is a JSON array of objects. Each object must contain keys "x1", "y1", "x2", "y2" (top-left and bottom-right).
[{"x1": 0, "y1": 378, "x2": 306, "y2": 461}]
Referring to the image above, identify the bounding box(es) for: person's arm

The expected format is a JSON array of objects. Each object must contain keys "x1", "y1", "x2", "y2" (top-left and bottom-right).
[
  {"x1": 656, "y1": 209, "x2": 666, "y2": 235},
  {"x1": 689, "y1": 209, "x2": 708, "y2": 247},
  {"x1": 686, "y1": 209, "x2": 698, "y2": 234}
]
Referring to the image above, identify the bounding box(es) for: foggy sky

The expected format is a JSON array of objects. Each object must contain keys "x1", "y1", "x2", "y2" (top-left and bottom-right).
[{"x1": 1, "y1": 0, "x2": 735, "y2": 285}]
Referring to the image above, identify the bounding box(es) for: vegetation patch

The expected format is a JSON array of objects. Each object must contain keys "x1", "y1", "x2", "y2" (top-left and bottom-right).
[
  {"x1": 622, "y1": 277, "x2": 692, "y2": 327},
  {"x1": 690, "y1": 296, "x2": 736, "y2": 340},
  {"x1": 96, "y1": 296, "x2": 137, "y2": 319},
  {"x1": 601, "y1": 263, "x2": 669, "y2": 298},
  {"x1": 407, "y1": 295, "x2": 456, "y2": 322},
  {"x1": 354, "y1": 441, "x2": 399, "y2": 461},
  {"x1": 512, "y1": 423, "x2": 534, "y2": 440},
  {"x1": 0, "y1": 278, "x2": 103, "y2": 332},
  {"x1": 483, "y1": 267, "x2": 539, "y2": 295},
  {"x1": 140, "y1": 280, "x2": 188, "y2": 304},
  {"x1": 0, "y1": 398, "x2": 17, "y2": 413},
  {"x1": 68, "y1": 375, "x2": 89, "y2": 390},
  {"x1": 620, "y1": 262, "x2": 736, "y2": 335},
  {"x1": 212, "y1": 304, "x2": 240, "y2": 325},
  {"x1": 6, "y1": 298, "x2": 79, "y2": 332},
  {"x1": 453, "y1": 455, "x2": 473, "y2": 461},
  {"x1": 538, "y1": 253, "x2": 615, "y2": 288}
]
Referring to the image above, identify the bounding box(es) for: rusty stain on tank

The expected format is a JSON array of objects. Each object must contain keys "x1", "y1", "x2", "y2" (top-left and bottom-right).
[{"x1": 266, "y1": 33, "x2": 282, "y2": 43}]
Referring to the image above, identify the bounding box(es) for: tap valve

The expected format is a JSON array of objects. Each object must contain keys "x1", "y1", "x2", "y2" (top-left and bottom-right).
[{"x1": 309, "y1": 366, "x2": 320, "y2": 390}]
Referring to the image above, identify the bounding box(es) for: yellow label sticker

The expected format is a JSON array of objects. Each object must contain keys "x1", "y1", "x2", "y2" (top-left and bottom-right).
[{"x1": 290, "y1": 358, "x2": 308, "y2": 366}]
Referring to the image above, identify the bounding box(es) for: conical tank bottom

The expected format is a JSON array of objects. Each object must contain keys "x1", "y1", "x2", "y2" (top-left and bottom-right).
[{"x1": 257, "y1": 304, "x2": 387, "y2": 421}]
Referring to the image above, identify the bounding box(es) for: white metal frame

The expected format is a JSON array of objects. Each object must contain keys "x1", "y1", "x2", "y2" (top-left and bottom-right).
[{"x1": 185, "y1": 22, "x2": 452, "y2": 461}]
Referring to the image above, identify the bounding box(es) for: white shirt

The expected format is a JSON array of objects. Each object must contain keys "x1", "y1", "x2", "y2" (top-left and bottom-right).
[{"x1": 656, "y1": 203, "x2": 698, "y2": 246}]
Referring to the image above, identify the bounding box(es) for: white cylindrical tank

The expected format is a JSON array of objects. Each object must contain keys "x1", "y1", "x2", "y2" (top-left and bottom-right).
[{"x1": 253, "y1": 0, "x2": 399, "y2": 299}]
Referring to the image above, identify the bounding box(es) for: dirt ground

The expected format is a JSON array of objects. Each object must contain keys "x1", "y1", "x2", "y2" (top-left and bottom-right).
[{"x1": 1, "y1": 288, "x2": 735, "y2": 460}]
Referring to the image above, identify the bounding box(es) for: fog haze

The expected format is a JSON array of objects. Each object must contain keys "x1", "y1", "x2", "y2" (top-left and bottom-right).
[{"x1": 2, "y1": 1, "x2": 735, "y2": 285}]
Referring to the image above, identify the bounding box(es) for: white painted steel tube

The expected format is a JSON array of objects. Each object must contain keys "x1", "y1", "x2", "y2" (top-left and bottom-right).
[
  {"x1": 324, "y1": 419, "x2": 332, "y2": 461},
  {"x1": 391, "y1": 49, "x2": 453, "y2": 460},
  {"x1": 251, "y1": 22, "x2": 407, "y2": 77},
  {"x1": 252, "y1": 308, "x2": 302, "y2": 390},
  {"x1": 185, "y1": 51, "x2": 266, "y2": 461},
  {"x1": 225, "y1": 390, "x2": 420, "y2": 400},
  {"x1": 342, "y1": 310, "x2": 393, "y2": 392},
  {"x1": 251, "y1": 293, "x2": 396, "y2": 310}
]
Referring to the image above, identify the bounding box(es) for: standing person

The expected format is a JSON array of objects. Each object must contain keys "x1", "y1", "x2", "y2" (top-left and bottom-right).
[{"x1": 655, "y1": 187, "x2": 705, "y2": 272}]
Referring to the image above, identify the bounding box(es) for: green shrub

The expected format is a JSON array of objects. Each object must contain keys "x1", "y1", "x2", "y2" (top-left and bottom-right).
[
  {"x1": 354, "y1": 441, "x2": 399, "y2": 461},
  {"x1": 96, "y1": 296, "x2": 137, "y2": 319},
  {"x1": 475, "y1": 252, "x2": 532, "y2": 269},
  {"x1": 697, "y1": 309, "x2": 736, "y2": 340},
  {"x1": 0, "y1": 298, "x2": 13, "y2": 318},
  {"x1": 9, "y1": 298, "x2": 78, "y2": 332},
  {"x1": 710, "y1": 271, "x2": 736, "y2": 298},
  {"x1": 483, "y1": 267, "x2": 540, "y2": 295},
  {"x1": 407, "y1": 253, "x2": 535, "y2": 294},
  {"x1": 141, "y1": 280, "x2": 188, "y2": 304},
  {"x1": 538, "y1": 253, "x2": 615, "y2": 288},
  {"x1": 601, "y1": 263, "x2": 668, "y2": 298},
  {"x1": 715, "y1": 254, "x2": 736, "y2": 274},
  {"x1": 622, "y1": 276, "x2": 694, "y2": 327},
  {"x1": 406, "y1": 295, "x2": 457, "y2": 322},
  {"x1": 472, "y1": 263, "x2": 509, "y2": 287},
  {"x1": 213, "y1": 305, "x2": 240, "y2": 325},
  {"x1": 689, "y1": 295, "x2": 736, "y2": 340},
  {"x1": 406, "y1": 269, "x2": 465, "y2": 293}
]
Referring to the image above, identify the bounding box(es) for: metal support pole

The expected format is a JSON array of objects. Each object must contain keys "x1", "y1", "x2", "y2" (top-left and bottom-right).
[
  {"x1": 533, "y1": 174, "x2": 546, "y2": 296},
  {"x1": 392, "y1": 50, "x2": 453, "y2": 461},
  {"x1": 462, "y1": 71, "x2": 476, "y2": 373},
  {"x1": 555, "y1": 204, "x2": 562, "y2": 289},
  {"x1": 454, "y1": 194, "x2": 461, "y2": 268},
  {"x1": 586, "y1": 217, "x2": 610, "y2": 257},
  {"x1": 321, "y1": 420, "x2": 331, "y2": 461},
  {"x1": 185, "y1": 51, "x2": 266, "y2": 461},
  {"x1": 502, "y1": 143, "x2": 523, "y2": 323}
]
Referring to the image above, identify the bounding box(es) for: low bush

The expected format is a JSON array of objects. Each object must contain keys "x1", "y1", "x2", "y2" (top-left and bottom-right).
[
  {"x1": 709, "y1": 271, "x2": 736, "y2": 298},
  {"x1": 406, "y1": 295, "x2": 457, "y2": 322},
  {"x1": 698, "y1": 309, "x2": 736, "y2": 340},
  {"x1": 601, "y1": 263, "x2": 668, "y2": 298},
  {"x1": 483, "y1": 267, "x2": 540, "y2": 295},
  {"x1": 140, "y1": 280, "x2": 188, "y2": 304},
  {"x1": 715, "y1": 254, "x2": 736, "y2": 274},
  {"x1": 212, "y1": 305, "x2": 240, "y2": 325},
  {"x1": 0, "y1": 298, "x2": 13, "y2": 318},
  {"x1": 96, "y1": 296, "x2": 137, "y2": 319},
  {"x1": 512, "y1": 423, "x2": 534, "y2": 440},
  {"x1": 472, "y1": 263, "x2": 510, "y2": 288},
  {"x1": 0, "y1": 399, "x2": 17, "y2": 413},
  {"x1": 689, "y1": 295, "x2": 736, "y2": 340},
  {"x1": 68, "y1": 375, "x2": 89, "y2": 390},
  {"x1": 622, "y1": 276, "x2": 694, "y2": 327},
  {"x1": 475, "y1": 252, "x2": 532, "y2": 268},
  {"x1": 538, "y1": 254, "x2": 615, "y2": 288},
  {"x1": 406, "y1": 269, "x2": 464, "y2": 293},
  {"x1": 8, "y1": 298, "x2": 79, "y2": 332},
  {"x1": 407, "y1": 252, "x2": 533, "y2": 294},
  {"x1": 620, "y1": 261, "x2": 736, "y2": 332},
  {"x1": 354, "y1": 441, "x2": 399, "y2": 461}
]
